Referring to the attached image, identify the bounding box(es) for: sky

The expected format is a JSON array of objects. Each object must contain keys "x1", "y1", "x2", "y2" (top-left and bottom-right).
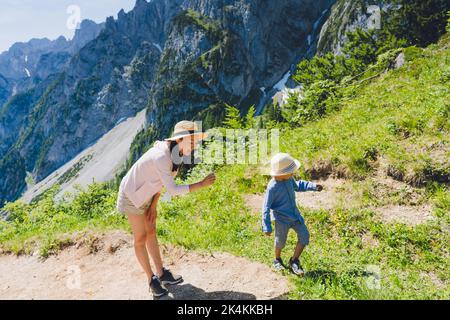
[{"x1": 0, "y1": 0, "x2": 136, "y2": 53}]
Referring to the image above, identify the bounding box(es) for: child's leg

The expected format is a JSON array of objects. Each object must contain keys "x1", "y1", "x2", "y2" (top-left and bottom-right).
[
  {"x1": 292, "y1": 221, "x2": 310, "y2": 260},
  {"x1": 275, "y1": 247, "x2": 283, "y2": 259},
  {"x1": 274, "y1": 220, "x2": 289, "y2": 260},
  {"x1": 293, "y1": 243, "x2": 306, "y2": 260}
]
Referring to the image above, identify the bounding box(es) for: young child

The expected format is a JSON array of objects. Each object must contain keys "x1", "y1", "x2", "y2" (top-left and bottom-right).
[{"x1": 262, "y1": 153, "x2": 323, "y2": 276}]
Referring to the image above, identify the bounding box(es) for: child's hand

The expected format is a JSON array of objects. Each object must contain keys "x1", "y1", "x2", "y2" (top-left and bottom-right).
[
  {"x1": 264, "y1": 232, "x2": 272, "y2": 237},
  {"x1": 316, "y1": 184, "x2": 323, "y2": 192}
]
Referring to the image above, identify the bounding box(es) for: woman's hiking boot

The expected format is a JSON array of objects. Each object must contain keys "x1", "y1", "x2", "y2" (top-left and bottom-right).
[
  {"x1": 159, "y1": 267, "x2": 184, "y2": 285},
  {"x1": 149, "y1": 275, "x2": 169, "y2": 299}
]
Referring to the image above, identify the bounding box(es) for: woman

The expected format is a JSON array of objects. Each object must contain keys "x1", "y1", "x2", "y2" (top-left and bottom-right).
[{"x1": 116, "y1": 120, "x2": 215, "y2": 298}]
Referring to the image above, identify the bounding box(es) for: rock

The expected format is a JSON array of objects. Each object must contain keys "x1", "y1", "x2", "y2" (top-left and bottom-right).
[
  {"x1": 317, "y1": 0, "x2": 397, "y2": 55},
  {"x1": 394, "y1": 52, "x2": 405, "y2": 69}
]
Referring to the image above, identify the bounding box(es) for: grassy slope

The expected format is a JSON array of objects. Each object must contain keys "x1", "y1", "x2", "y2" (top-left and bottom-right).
[{"x1": 1, "y1": 35, "x2": 449, "y2": 299}]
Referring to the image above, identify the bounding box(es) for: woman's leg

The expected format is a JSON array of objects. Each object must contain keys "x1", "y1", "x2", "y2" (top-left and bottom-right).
[
  {"x1": 128, "y1": 213, "x2": 154, "y2": 281},
  {"x1": 145, "y1": 193, "x2": 164, "y2": 278}
]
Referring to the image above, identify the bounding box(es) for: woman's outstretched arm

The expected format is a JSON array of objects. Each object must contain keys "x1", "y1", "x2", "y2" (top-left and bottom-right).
[{"x1": 188, "y1": 173, "x2": 216, "y2": 193}]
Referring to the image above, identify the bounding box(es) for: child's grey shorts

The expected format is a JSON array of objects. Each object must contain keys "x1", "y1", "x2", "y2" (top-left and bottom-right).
[{"x1": 274, "y1": 220, "x2": 310, "y2": 249}]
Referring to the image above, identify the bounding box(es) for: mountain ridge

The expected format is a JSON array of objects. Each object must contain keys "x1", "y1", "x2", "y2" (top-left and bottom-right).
[{"x1": 0, "y1": 0, "x2": 337, "y2": 206}]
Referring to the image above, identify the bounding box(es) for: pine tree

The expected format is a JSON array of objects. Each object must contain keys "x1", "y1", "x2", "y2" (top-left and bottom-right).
[
  {"x1": 293, "y1": 52, "x2": 347, "y2": 87},
  {"x1": 244, "y1": 105, "x2": 256, "y2": 129},
  {"x1": 281, "y1": 92, "x2": 302, "y2": 125},
  {"x1": 264, "y1": 102, "x2": 285, "y2": 123},
  {"x1": 447, "y1": 11, "x2": 450, "y2": 32},
  {"x1": 223, "y1": 104, "x2": 243, "y2": 129},
  {"x1": 387, "y1": 0, "x2": 450, "y2": 47}
]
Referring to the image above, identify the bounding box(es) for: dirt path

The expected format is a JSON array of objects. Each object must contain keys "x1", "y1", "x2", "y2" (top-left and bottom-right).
[
  {"x1": 244, "y1": 178, "x2": 344, "y2": 214},
  {"x1": 0, "y1": 231, "x2": 289, "y2": 300},
  {"x1": 244, "y1": 178, "x2": 435, "y2": 226}
]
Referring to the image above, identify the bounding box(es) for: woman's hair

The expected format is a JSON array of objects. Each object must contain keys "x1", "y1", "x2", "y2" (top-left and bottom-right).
[{"x1": 169, "y1": 139, "x2": 182, "y2": 172}]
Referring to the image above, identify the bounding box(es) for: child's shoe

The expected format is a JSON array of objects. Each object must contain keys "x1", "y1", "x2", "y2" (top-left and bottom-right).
[
  {"x1": 289, "y1": 258, "x2": 305, "y2": 276},
  {"x1": 273, "y1": 258, "x2": 286, "y2": 271}
]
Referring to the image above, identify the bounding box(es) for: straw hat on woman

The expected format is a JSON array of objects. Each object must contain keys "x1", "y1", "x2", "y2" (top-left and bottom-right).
[{"x1": 116, "y1": 120, "x2": 215, "y2": 299}]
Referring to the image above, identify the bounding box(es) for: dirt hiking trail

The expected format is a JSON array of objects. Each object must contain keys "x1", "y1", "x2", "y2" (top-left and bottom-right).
[
  {"x1": 0, "y1": 231, "x2": 289, "y2": 300},
  {"x1": 244, "y1": 178, "x2": 434, "y2": 226}
]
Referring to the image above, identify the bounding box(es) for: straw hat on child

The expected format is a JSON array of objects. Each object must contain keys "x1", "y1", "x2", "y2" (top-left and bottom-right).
[{"x1": 270, "y1": 153, "x2": 301, "y2": 176}]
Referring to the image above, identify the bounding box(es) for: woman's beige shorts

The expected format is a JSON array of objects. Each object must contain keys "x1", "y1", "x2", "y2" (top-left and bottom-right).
[{"x1": 116, "y1": 191, "x2": 151, "y2": 215}]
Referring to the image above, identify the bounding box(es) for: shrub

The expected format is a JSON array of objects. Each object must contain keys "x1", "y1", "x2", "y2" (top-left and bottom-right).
[
  {"x1": 282, "y1": 80, "x2": 339, "y2": 126},
  {"x1": 283, "y1": 28, "x2": 405, "y2": 128}
]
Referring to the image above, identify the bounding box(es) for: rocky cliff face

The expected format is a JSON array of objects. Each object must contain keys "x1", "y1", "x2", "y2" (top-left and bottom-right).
[
  {"x1": 0, "y1": 0, "x2": 336, "y2": 206},
  {"x1": 0, "y1": 74, "x2": 10, "y2": 107},
  {"x1": 317, "y1": 0, "x2": 394, "y2": 55},
  {"x1": 147, "y1": 0, "x2": 335, "y2": 131}
]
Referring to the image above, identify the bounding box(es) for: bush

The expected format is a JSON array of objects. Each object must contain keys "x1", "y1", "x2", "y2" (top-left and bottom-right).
[
  {"x1": 282, "y1": 28, "x2": 406, "y2": 128},
  {"x1": 293, "y1": 53, "x2": 347, "y2": 87},
  {"x1": 282, "y1": 80, "x2": 339, "y2": 126},
  {"x1": 69, "y1": 183, "x2": 116, "y2": 219},
  {"x1": 0, "y1": 182, "x2": 125, "y2": 255}
]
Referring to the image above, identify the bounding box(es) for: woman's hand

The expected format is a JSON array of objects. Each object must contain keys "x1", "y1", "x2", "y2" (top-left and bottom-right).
[
  {"x1": 201, "y1": 173, "x2": 216, "y2": 187},
  {"x1": 188, "y1": 173, "x2": 216, "y2": 193}
]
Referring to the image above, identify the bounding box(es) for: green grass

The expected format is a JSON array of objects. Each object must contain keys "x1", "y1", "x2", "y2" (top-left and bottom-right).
[
  {"x1": 147, "y1": 163, "x2": 449, "y2": 299},
  {"x1": 0, "y1": 184, "x2": 129, "y2": 257},
  {"x1": 1, "y1": 35, "x2": 449, "y2": 299},
  {"x1": 281, "y1": 46, "x2": 449, "y2": 183}
]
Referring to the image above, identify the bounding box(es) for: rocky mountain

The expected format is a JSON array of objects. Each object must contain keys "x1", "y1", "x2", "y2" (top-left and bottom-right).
[
  {"x1": 0, "y1": 37, "x2": 66, "y2": 81},
  {"x1": 0, "y1": 20, "x2": 105, "y2": 160},
  {"x1": 0, "y1": 20, "x2": 104, "y2": 205},
  {"x1": 0, "y1": 74, "x2": 9, "y2": 107},
  {"x1": 0, "y1": 19, "x2": 104, "y2": 115},
  {"x1": 146, "y1": 0, "x2": 335, "y2": 129},
  {"x1": 317, "y1": 0, "x2": 395, "y2": 55},
  {"x1": 0, "y1": 20, "x2": 104, "y2": 79},
  {"x1": 0, "y1": 0, "x2": 339, "y2": 206}
]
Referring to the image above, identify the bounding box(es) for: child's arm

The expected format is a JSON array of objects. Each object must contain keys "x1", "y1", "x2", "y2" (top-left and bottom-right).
[
  {"x1": 293, "y1": 179, "x2": 323, "y2": 192},
  {"x1": 261, "y1": 190, "x2": 274, "y2": 235}
]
